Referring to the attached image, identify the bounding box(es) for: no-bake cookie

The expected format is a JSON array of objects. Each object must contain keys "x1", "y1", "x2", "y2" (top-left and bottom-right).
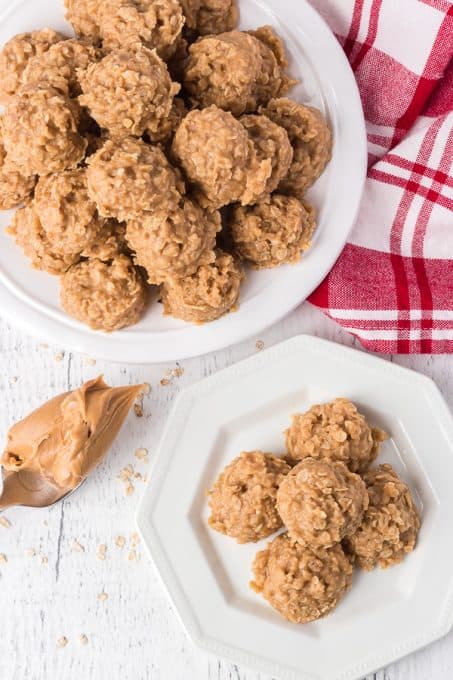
[
  {"x1": 60, "y1": 255, "x2": 147, "y2": 331},
  {"x1": 99, "y1": 0, "x2": 184, "y2": 58},
  {"x1": 8, "y1": 204, "x2": 80, "y2": 275},
  {"x1": 21, "y1": 38, "x2": 100, "y2": 96},
  {"x1": 229, "y1": 194, "x2": 315, "y2": 268},
  {"x1": 261, "y1": 97, "x2": 332, "y2": 197},
  {"x1": 276, "y1": 458, "x2": 368, "y2": 547},
  {"x1": 0, "y1": 29, "x2": 64, "y2": 102},
  {"x1": 161, "y1": 249, "x2": 244, "y2": 322},
  {"x1": 0, "y1": 121, "x2": 36, "y2": 210},
  {"x1": 126, "y1": 197, "x2": 219, "y2": 284},
  {"x1": 79, "y1": 46, "x2": 180, "y2": 138},
  {"x1": 86, "y1": 137, "x2": 183, "y2": 221},
  {"x1": 172, "y1": 106, "x2": 271, "y2": 209},
  {"x1": 208, "y1": 451, "x2": 290, "y2": 543},
  {"x1": 250, "y1": 534, "x2": 353, "y2": 623},
  {"x1": 285, "y1": 398, "x2": 387, "y2": 473},
  {"x1": 344, "y1": 464, "x2": 420, "y2": 570},
  {"x1": 2, "y1": 87, "x2": 86, "y2": 176},
  {"x1": 183, "y1": 29, "x2": 291, "y2": 116}
]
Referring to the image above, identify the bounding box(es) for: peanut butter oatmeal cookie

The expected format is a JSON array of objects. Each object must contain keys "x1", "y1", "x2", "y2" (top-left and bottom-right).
[
  {"x1": 79, "y1": 46, "x2": 180, "y2": 138},
  {"x1": 229, "y1": 195, "x2": 315, "y2": 268},
  {"x1": 9, "y1": 205, "x2": 80, "y2": 275},
  {"x1": 249, "y1": 27, "x2": 295, "y2": 106},
  {"x1": 126, "y1": 197, "x2": 220, "y2": 284},
  {"x1": 250, "y1": 534, "x2": 353, "y2": 623},
  {"x1": 22, "y1": 39, "x2": 100, "y2": 97},
  {"x1": 183, "y1": 32, "x2": 263, "y2": 116},
  {"x1": 34, "y1": 168, "x2": 105, "y2": 255},
  {"x1": 344, "y1": 464, "x2": 420, "y2": 570},
  {"x1": 276, "y1": 458, "x2": 368, "y2": 547},
  {"x1": 0, "y1": 29, "x2": 64, "y2": 103},
  {"x1": 285, "y1": 398, "x2": 387, "y2": 473},
  {"x1": 172, "y1": 106, "x2": 271, "y2": 209},
  {"x1": 240, "y1": 115, "x2": 293, "y2": 194},
  {"x1": 0, "y1": 121, "x2": 36, "y2": 210},
  {"x1": 161, "y1": 248, "x2": 244, "y2": 322},
  {"x1": 86, "y1": 137, "x2": 182, "y2": 221},
  {"x1": 184, "y1": 30, "x2": 291, "y2": 116},
  {"x1": 2, "y1": 87, "x2": 86, "y2": 176},
  {"x1": 60, "y1": 255, "x2": 147, "y2": 331},
  {"x1": 195, "y1": 0, "x2": 238, "y2": 35},
  {"x1": 248, "y1": 25, "x2": 289, "y2": 68},
  {"x1": 208, "y1": 451, "x2": 290, "y2": 543},
  {"x1": 64, "y1": 0, "x2": 103, "y2": 44},
  {"x1": 261, "y1": 98, "x2": 332, "y2": 196},
  {"x1": 99, "y1": 0, "x2": 184, "y2": 59}
]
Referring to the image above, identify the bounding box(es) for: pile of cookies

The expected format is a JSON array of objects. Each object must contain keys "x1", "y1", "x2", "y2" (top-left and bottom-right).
[
  {"x1": 208, "y1": 398, "x2": 421, "y2": 624},
  {"x1": 0, "y1": 0, "x2": 331, "y2": 332}
]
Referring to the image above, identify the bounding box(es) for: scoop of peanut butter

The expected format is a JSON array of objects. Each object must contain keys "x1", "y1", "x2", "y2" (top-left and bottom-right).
[{"x1": 1, "y1": 376, "x2": 144, "y2": 493}]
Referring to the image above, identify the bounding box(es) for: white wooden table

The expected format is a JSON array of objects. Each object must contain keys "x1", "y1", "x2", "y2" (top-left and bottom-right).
[{"x1": 1, "y1": 303, "x2": 452, "y2": 680}]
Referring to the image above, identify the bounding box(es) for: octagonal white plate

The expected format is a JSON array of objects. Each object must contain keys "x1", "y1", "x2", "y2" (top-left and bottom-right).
[
  {"x1": 0, "y1": 0, "x2": 366, "y2": 363},
  {"x1": 137, "y1": 334, "x2": 453, "y2": 680}
]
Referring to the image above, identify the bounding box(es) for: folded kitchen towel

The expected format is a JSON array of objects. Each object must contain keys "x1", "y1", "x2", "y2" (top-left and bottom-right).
[{"x1": 307, "y1": 0, "x2": 453, "y2": 353}]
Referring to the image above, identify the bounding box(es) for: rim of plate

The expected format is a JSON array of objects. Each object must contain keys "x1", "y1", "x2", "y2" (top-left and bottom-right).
[{"x1": 0, "y1": 0, "x2": 367, "y2": 364}]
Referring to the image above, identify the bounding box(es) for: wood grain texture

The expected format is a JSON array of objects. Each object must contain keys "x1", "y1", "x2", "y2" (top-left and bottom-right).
[{"x1": 1, "y1": 302, "x2": 452, "y2": 680}]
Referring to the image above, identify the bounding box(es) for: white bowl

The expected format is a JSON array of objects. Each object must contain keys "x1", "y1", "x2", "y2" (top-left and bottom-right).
[{"x1": 0, "y1": 0, "x2": 366, "y2": 362}]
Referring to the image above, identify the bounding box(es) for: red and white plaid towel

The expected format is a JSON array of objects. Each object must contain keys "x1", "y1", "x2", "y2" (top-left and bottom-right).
[{"x1": 306, "y1": 0, "x2": 453, "y2": 353}]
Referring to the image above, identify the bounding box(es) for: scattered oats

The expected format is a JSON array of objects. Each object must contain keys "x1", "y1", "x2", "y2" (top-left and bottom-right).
[
  {"x1": 115, "y1": 535, "x2": 126, "y2": 549},
  {"x1": 25, "y1": 548, "x2": 36, "y2": 557},
  {"x1": 0, "y1": 553, "x2": 7, "y2": 564},
  {"x1": 118, "y1": 464, "x2": 134, "y2": 481},
  {"x1": 130, "y1": 532, "x2": 141, "y2": 547},
  {"x1": 134, "y1": 447, "x2": 149, "y2": 462},
  {"x1": 97, "y1": 591, "x2": 108, "y2": 601},
  {"x1": 83, "y1": 357, "x2": 96, "y2": 366},
  {"x1": 39, "y1": 343, "x2": 49, "y2": 349},
  {"x1": 57, "y1": 636, "x2": 68, "y2": 648},
  {"x1": 96, "y1": 544, "x2": 107, "y2": 561},
  {"x1": 172, "y1": 366, "x2": 184, "y2": 378},
  {"x1": 134, "y1": 472, "x2": 143, "y2": 481},
  {"x1": 54, "y1": 351, "x2": 64, "y2": 362},
  {"x1": 133, "y1": 402, "x2": 144, "y2": 417},
  {"x1": 143, "y1": 473, "x2": 148, "y2": 483},
  {"x1": 41, "y1": 555, "x2": 48, "y2": 565},
  {"x1": 71, "y1": 540, "x2": 85, "y2": 553},
  {"x1": 160, "y1": 377, "x2": 171, "y2": 386},
  {"x1": 141, "y1": 382, "x2": 151, "y2": 395},
  {"x1": 0, "y1": 516, "x2": 11, "y2": 528},
  {"x1": 10, "y1": 376, "x2": 18, "y2": 384},
  {"x1": 78, "y1": 634, "x2": 88, "y2": 646},
  {"x1": 128, "y1": 549, "x2": 137, "y2": 561},
  {"x1": 255, "y1": 340, "x2": 265, "y2": 351},
  {"x1": 119, "y1": 464, "x2": 138, "y2": 495}
]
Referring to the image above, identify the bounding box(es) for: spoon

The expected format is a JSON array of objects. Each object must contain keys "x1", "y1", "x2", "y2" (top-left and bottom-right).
[{"x1": 0, "y1": 467, "x2": 83, "y2": 510}]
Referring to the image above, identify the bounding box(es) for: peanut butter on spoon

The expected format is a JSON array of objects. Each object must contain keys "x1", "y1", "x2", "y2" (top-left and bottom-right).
[{"x1": 0, "y1": 376, "x2": 144, "y2": 509}]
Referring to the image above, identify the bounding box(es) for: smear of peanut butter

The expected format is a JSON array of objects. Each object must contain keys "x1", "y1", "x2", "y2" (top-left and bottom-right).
[{"x1": 1, "y1": 376, "x2": 144, "y2": 506}]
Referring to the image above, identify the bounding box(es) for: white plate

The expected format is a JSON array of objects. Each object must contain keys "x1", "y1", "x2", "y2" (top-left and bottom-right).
[
  {"x1": 137, "y1": 335, "x2": 453, "y2": 680},
  {"x1": 0, "y1": 0, "x2": 366, "y2": 363}
]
